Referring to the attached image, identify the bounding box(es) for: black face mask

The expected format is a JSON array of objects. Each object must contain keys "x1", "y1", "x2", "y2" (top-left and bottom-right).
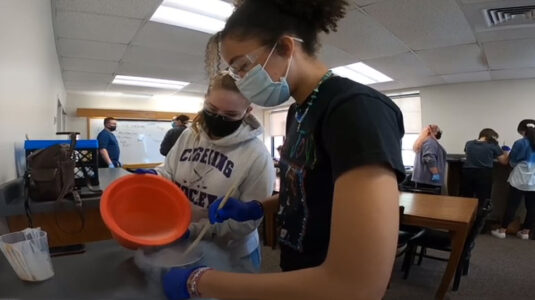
[
  {"x1": 107, "y1": 126, "x2": 117, "y2": 132},
  {"x1": 203, "y1": 110, "x2": 242, "y2": 138}
]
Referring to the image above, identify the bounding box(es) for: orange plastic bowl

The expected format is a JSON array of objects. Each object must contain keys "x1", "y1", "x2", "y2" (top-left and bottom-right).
[{"x1": 100, "y1": 174, "x2": 191, "y2": 249}]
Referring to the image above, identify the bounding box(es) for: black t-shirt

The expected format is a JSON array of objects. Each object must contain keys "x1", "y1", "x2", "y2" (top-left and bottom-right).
[
  {"x1": 463, "y1": 140, "x2": 503, "y2": 169},
  {"x1": 278, "y1": 76, "x2": 405, "y2": 271},
  {"x1": 160, "y1": 126, "x2": 187, "y2": 156}
]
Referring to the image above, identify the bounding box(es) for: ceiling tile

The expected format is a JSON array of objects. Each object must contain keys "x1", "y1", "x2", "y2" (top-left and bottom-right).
[
  {"x1": 490, "y1": 68, "x2": 535, "y2": 80},
  {"x1": 64, "y1": 81, "x2": 109, "y2": 91},
  {"x1": 458, "y1": 0, "x2": 534, "y2": 33},
  {"x1": 54, "y1": 0, "x2": 161, "y2": 19},
  {"x1": 57, "y1": 38, "x2": 127, "y2": 61},
  {"x1": 55, "y1": 11, "x2": 142, "y2": 43},
  {"x1": 400, "y1": 76, "x2": 446, "y2": 88},
  {"x1": 459, "y1": 0, "x2": 500, "y2": 3},
  {"x1": 63, "y1": 71, "x2": 114, "y2": 82},
  {"x1": 441, "y1": 71, "x2": 491, "y2": 83},
  {"x1": 105, "y1": 84, "x2": 173, "y2": 95},
  {"x1": 476, "y1": 27, "x2": 535, "y2": 43},
  {"x1": 368, "y1": 80, "x2": 409, "y2": 92},
  {"x1": 364, "y1": 0, "x2": 476, "y2": 50},
  {"x1": 483, "y1": 38, "x2": 535, "y2": 69},
  {"x1": 416, "y1": 43, "x2": 487, "y2": 75},
  {"x1": 363, "y1": 52, "x2": 435, "y2": 80},
  {"x1": 132, "y1": 22, "x2": 211, "y2": 56},
  {"x1": 122, "y1": 46, "x2": 204, "y2": 72},
  {"x1": 317, "y1": 44, "x2": 358, "y2": 68},
  {"x1": 61, "y1": 57, "x2": 118, "y2": 74},
  {"x1": 117, "y1": 62, "x2": 205, "y2": 83},
  {"x1": 322, "y1": 9, "x2": 409, "y2": 60}
]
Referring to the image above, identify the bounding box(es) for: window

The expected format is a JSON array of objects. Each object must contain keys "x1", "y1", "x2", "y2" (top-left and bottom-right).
[
  {"x1": 389, "y1": 92, "x2": 422, "y2": 167},
  {"x1": 269, "y1": 110, "x2": 288, "y2": 158}
]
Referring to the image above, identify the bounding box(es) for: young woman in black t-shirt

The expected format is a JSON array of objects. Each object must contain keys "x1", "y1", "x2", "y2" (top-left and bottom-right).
[
  {"x1": 161, "y1": 1, "x2": 405, "y2": 299},
  {"x1": 461, "y1": 128, "x2": 509, "y2": 209}
]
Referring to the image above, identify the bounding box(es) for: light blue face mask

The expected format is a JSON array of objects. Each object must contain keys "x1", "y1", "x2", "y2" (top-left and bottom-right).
[{"x1": 236, "y1": 44, "x2": 293, "y2": 107}]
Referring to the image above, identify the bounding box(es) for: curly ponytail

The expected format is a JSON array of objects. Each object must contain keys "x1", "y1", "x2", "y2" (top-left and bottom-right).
[{"x1": 222, "y1": 0, "x2": 349, "y2": 55}]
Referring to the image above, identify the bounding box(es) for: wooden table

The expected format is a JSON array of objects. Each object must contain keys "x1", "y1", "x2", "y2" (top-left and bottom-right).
[{"x1": 400, "y1": 192, "x2": 478, "y2": 300}]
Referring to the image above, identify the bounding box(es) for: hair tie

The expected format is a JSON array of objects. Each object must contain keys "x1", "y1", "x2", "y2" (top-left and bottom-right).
[{"x1": 527, "y1": 123, "x2": 535, "y2": 128}]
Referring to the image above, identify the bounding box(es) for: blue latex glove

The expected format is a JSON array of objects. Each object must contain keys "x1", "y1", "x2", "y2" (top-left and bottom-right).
[
  {"x1": 501, "y1": 145, "x2": 511, "y2": 152},
  {"x1": 431, "y1": 174, "x2": 440, "y2": 183},
  {"x1": 108, "y1": 163, "x2": 115, "y2": 168},
  {"x1": 209, "y1": 197, "x2": 263, "y2": 224},
  {"x1": 162, "y1": 266, "x2": 205, "y2": 300},
  {"x1": 134, "y1": 168, "x2": 157, "y2": 175}
]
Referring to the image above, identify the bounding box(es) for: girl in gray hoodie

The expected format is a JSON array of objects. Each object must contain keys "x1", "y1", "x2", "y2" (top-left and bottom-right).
[{"x1": 157, "y1": 73, "x2": 275, "y2": 272}]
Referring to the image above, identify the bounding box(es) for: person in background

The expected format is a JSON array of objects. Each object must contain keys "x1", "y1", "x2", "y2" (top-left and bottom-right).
[
  {"x1": 97, "y1": 117, "x2": 120, "y2": 168},
  {"x1": 160, "y1": 114, "x2": 190, "y2": 156},
  {"x1": 461, "y1": 128, "x2": 509, "y2": 209},
  {"x1": 155, "y1": 72, "x2": 275, "y2": 272},
  {"x1": 161, "y1": 0, "x2": 405, "y2": 299},
  {"x1": 412, "y1": 124, "x2": 447, "y2": 192},
  {"x1": 491, "y1": 119, "x2": 535, "y2": 240},
  {"x1": 273, "y1": 145, "x2": 283, "y2": 168}
]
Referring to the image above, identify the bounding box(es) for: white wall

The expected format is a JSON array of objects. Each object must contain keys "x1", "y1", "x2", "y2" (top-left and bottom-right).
[
  {"x1": 0, "y1": 0, "x2": 66, "y2": 184},
  {"x1": 66, "y1": 92, "x2": 205, "y2": 138},
  {"x1": 420, "y1": 79, "x2": 535, "y2": 154},
  {"x1": 66, "y1": 92, "x2": 267, "y2": 140}
]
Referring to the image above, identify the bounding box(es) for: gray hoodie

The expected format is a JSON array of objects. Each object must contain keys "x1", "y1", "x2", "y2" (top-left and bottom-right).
[{"x1": 157, "y1": 114, "x2": 275, "y2": 258}]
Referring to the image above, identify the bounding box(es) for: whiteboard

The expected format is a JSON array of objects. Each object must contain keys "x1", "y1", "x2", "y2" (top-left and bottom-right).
[{"x1": 89, "y1": 119, "x2": 171, "y2": 165}]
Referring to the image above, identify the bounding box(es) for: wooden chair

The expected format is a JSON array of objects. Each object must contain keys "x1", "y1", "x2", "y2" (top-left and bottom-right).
[
  {"x1": 402, "y1": 199, "x2": 493, "y2": 290},
  {"x1": 262, "y1": 194, "x2": 279, "y2": 249}
]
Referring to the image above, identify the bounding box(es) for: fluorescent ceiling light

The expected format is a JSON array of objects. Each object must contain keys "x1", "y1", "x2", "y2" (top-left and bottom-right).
[
  {"x1": 150, "y1": 0, "x2": 234, "y2": 34},
  {"x1": 112, "y1": 75, "x2": 189, "y2": 90},
  {"x1": 332, "y1": 62, "x2": 393, "y2": 85}
]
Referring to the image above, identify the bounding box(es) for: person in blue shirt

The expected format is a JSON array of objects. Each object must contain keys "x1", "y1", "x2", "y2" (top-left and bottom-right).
[
  {"x1": 491, "y1": 119, "x2": 535, "y2": 240},
  {"x1": 461, "y1": 128, "x2": 509, "y2": 209},
  {"x1": 97, "y1": 117, "x2": 121, "y2": 168}
]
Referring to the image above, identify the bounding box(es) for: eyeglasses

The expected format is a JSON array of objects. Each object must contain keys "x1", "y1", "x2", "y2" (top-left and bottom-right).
[
  {"x1": 203, "y1": 107, "x2": 246, "y2": 122},
  {"x1": 226, "y1": 45, "x2": 267, "y2": 80},
  {"x1": 226, "y1": 37, "x2": 304, "y2": 80}
]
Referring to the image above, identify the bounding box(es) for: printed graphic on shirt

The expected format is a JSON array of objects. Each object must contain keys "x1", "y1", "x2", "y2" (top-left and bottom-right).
[
  {"x1": 176, "y1": 147, "x2": 236, "y2": 208},
  {"x1": 278, "y1": 130, "x2": 318, "y2": 252},
  {"x1": 180, "y1": 147, "x2": 235, "y2": 178}
]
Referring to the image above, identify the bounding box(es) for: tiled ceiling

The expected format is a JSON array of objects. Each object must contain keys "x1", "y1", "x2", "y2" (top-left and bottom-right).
[{"x1": 52, "y1": 0, "x2": 535, "y2": 96}]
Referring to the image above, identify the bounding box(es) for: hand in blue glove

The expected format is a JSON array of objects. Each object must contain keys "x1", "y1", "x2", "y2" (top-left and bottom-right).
[
  {"x1": 134, "y1": 168, "x2": 158, "y2": 175},
  {"x1": 501, "y1": 145, "x2": 511, "y2": 152},
  {"x1": 431, "y1": 174, "x2": 440, "y2": 183},
  {"x1": 162, "y1": 266, "x2": 202, "y2": 300},
  {"x1": 108, "y1": 163, "x2": 115, "y2": 168},
  {"x1": 209, "y1": 197, "x2": 263, "y2": 224}
]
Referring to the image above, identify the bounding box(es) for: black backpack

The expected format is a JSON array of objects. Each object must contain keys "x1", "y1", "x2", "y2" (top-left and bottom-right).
[{"x1": 25, "y1": 132, "x2": 84, "y2": 232}]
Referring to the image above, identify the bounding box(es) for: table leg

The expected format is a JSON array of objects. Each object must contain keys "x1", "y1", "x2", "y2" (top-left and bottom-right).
[{"x1": 435, "y1": 226, "x2": 470, "y2": 300}]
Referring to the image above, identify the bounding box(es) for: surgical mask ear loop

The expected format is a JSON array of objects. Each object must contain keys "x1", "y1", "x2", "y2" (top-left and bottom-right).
[
  {"x1": 263, "y1": 41, "x2": 294, "y2": 80},
  {"x1": 262, "y1": 42, "x2": 278, "y2": 69},
  {"x1": 283, "y1": 54, "x2": 293, "y2": 79}
]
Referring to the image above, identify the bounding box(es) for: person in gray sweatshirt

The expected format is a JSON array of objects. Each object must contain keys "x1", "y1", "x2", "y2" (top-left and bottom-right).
[
  {"x1": 411, "y1": 125, "x2": 447, "y2": 192},
  {"x1": 156, "y1": 73, "x2": 275, "y2": 273}
]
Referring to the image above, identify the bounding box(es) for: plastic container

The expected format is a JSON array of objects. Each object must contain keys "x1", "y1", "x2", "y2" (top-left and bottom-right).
[
  {"x1": 0, "y1": 228, "x2": 54, "y2": 282},
  {"x1": 100, "y1": 174, "x2": 191, "y2": 249},
  {"x1": 134, "y1": 240, "x2": 204, "y2": 283}
]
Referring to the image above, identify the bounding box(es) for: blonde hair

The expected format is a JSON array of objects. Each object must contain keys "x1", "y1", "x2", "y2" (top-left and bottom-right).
[{"x1": 191, "y1": 72, "x2": 242, "y2": 136}]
